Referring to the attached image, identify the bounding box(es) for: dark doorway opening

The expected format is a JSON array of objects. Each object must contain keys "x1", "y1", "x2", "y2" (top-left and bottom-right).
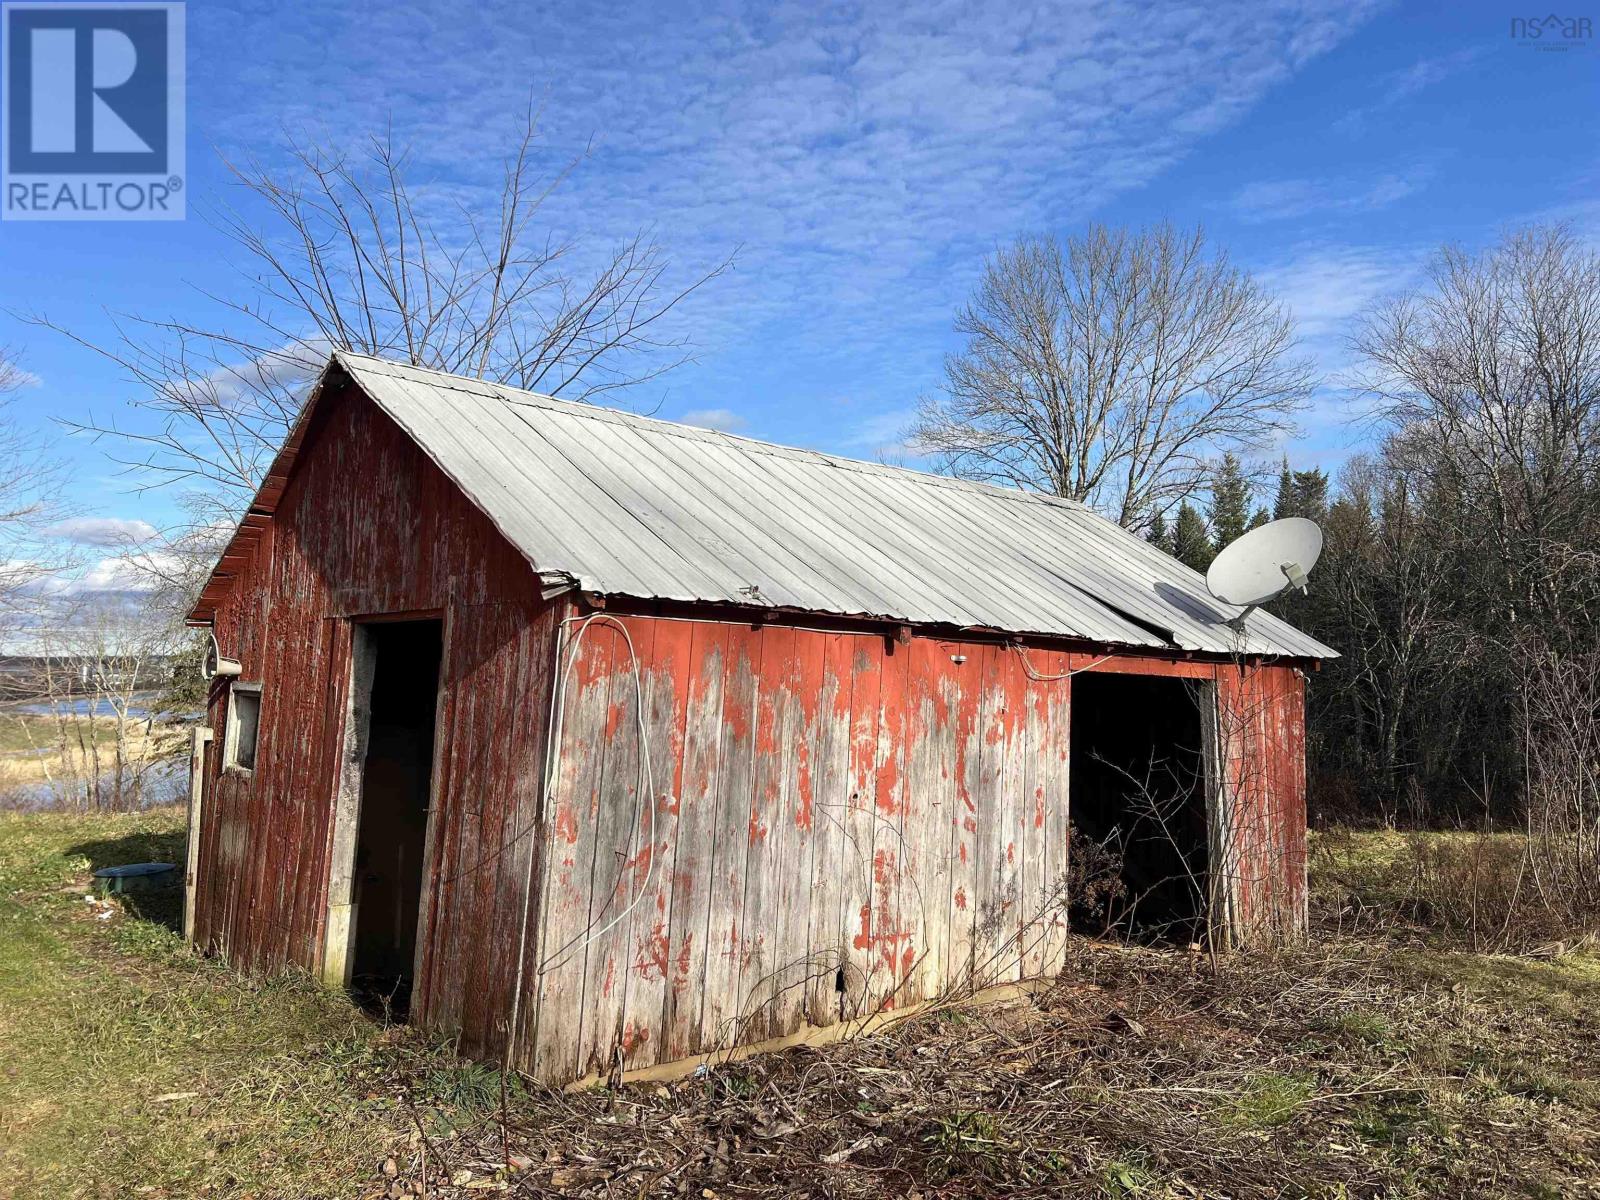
[
  {"x1": 351, "y1": 619, "x2": 443, "y2": 1018},
  {"x1": 1069, "y1": 673, "x2": 1210, "y2": 943}
]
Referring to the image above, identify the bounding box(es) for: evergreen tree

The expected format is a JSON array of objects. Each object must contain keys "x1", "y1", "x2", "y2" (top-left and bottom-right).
[
  {"x1": 1272, "y1": 455, "x2": 1295, "y2": 520},
  {"x1": 1172, "y1": 502, "x2": 1213, "y2": 572},
  {"x1": 1147, "y1": 509, "x2": 1172, "y2": 554},
  {"x1": 1271, "y1": 456, "x2": 1331, "y2": 523},
  {"x1": 1291, "y1": 467, "x2": 1329, "y2": 523},
  {"x1": 1209, "y1": 453, "x2": 1252, "y2": 551},
  {"x1": 1248, "y1": 506, "x2": 1271, "y2": 530}
]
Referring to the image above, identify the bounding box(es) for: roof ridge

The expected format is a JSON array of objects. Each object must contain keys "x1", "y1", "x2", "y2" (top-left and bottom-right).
[{"x1": 334, "y1": 350, "x2": 1095, "y2": 515}]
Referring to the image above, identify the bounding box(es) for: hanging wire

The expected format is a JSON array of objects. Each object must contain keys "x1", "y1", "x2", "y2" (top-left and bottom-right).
[
  {"x1": 504, "y1": 611, "x2": 664, "y2": 1075},
  {"x1": 1011, "y1": 642, "x2": 1114, "y2": 681}
]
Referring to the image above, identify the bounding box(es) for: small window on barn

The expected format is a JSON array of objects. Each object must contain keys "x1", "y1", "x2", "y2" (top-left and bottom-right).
[{"x1": 225, "y1": 683, "x2": 262, "y2": 773}]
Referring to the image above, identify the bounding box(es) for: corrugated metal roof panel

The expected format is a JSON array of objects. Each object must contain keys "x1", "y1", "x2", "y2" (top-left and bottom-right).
[{"x1": 192, "y1": 351, "x2": 1337, "y2": 659}]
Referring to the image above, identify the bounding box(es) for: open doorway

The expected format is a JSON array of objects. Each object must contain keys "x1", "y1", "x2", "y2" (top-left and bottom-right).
[
  {"x1": 348, "y1": 619, "x2": 443, "y2": 1018},
  {"x1": 1069, "y1": 672, "x2": 1210, "y2": 943}
]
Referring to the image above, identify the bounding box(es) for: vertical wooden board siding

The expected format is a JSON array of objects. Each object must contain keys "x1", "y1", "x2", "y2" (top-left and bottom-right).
[
  {"x1": 946, "y1": 641, "x2": 983, "y2": 990},
  {"x1": 1036, "y1": 651, "x2": 1073, "y2": 972},
  {"x1": 430, "y1": 606, "x2": 481, "y2": 1038},
  {"x1": 738, "y1": 623, "x2": 792, "y2": 1041},
  {"x1": 700, "y1": 622, "x2": 762, "y2": 1052},
  {"x1": 598, "y1": 615, "x2": 659, "y2": 1075},
  {"x1": 194, "y1": 381, "x2": 555, "y2": 1065},
  {"x1": 290, "y1": 616, "x2": 346, "y2": 967},
  {"x1": 530, "y1": 620, "x2": 613, "y2": 1082},
  {"x1": 994, "y1": 649, "x2": 1026, "y2": 986},
  {"x1": 801, "y1": 633, "x2": 855, "y2": 1027},
  {"x1": 882, "y1": 640, "x2": 918, "y2": 1008},
  {"x1": 902, "y1": 640, "x2": 947, "y2": 1004},
  {"x1": 1211, "y1": 664, "x2": 1307, "y2": 942},
  {"x1": 576, "y1": 620, "x2": 644, "y2": 1080},
  {"x1": 450, "y1": 599, "x2": 545, "y2": 1057},
  {"x1": 621, "y1": 614, "x2": 694, "y2": 1071},
  {"x1": 1017, "y1": 652, "x2": 1047, "y2": 978},
  {"x1": 840, "y1": 640, "x2": 883, "y2": 1014},
  {"x1": 771, "y1": 626, "x2": 826, "y2": 1038},
  {"x1": 660, "y1": 622, "x2": 729, "y2": 1060},
  {"x1": 414, "y1": 613, "x2": 461, "y2": 1026},
  {"x1": 967, "y1": 644, "x2": 1004, "y2": 987}
]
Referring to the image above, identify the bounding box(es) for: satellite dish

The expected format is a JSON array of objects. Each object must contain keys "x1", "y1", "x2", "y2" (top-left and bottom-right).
[{"x1": 1206, "y1": 517, "x2": 1323, "y2": 626}]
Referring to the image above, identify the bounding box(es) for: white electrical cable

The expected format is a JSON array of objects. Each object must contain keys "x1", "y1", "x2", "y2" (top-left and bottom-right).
[
  {"x1": 534, "y1": 613, "x2": 663, "y2": 975},
  {"x1": 1011, "y1": 643, "x2": 1115, "y2": 681}
]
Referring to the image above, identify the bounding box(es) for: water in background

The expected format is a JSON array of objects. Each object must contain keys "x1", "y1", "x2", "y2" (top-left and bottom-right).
[{"x1": 1, "y1": 753, "x2": 188, "y2": 812}]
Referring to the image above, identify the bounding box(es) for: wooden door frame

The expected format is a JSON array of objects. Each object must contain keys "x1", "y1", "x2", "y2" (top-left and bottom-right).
[
  {"x1": 320, "y1": 612, "x2": 449, "y2": 994},
  {"x1": 183, "y1": 726, "x2": 214, "y2": 944}
]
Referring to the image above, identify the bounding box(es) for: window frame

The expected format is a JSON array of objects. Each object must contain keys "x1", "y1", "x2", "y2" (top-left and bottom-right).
[{"x1": 223, "y1": 681, "x2": 263, "y2": 775}]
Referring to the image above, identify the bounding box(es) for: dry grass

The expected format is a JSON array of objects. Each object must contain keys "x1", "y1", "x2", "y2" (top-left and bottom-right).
[
  {"x1": 0, "y1": 711, "x2": 187, "y2": 795},
  {"x1": 1311, "y1": 826, "x2": 1600, "y2": 954},
  {"x1": 3, "y1": 810, "x2": 1599, "y2": 1199}
]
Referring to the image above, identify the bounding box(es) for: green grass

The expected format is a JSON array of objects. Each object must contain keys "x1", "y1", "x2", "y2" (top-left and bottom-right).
[
  {"x1": 0, "y1": 807, "x2": 427, "y2": 1199},
  {"x1": 0, "y1": 713, "x2": 37, "y2": 754},
  {"x1": 1221, "y1": 1071, "x2": 1318, "y2": 1129}
]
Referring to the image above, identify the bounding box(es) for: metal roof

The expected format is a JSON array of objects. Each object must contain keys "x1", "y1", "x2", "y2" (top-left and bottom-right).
[{"x1": 191, "y1": 351, "x2": 1336, "y2": 660}]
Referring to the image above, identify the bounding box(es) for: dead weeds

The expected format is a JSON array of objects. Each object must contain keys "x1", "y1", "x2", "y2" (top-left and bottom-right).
[{"x1": 373, "y1": 935, "x2": 1600, "y2": 1200}]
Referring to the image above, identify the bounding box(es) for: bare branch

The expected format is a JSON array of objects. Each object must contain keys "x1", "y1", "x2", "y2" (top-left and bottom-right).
[{"x1": 913, "y1": 224, "x2": 1314, "y2": 530}]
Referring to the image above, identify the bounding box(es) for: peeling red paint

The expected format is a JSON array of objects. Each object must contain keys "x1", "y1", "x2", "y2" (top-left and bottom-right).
[
  {"x1": 674, "y1": 932, "x2": 694, "y2": 992},
  {"x1": 852, "y1": 902, "x2": 872, "y2": 951},
  {"x1": 637, "y1": 923, "x2": 670, "y2": 981}
]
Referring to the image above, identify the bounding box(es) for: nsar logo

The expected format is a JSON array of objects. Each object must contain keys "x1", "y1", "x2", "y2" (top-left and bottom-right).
[
  {"x1": 2, "y1": 2, "x2": 185, "y2": 221},
  {"x1": 1510, "y1": 12, "x2": 1594, "y2": 49}
]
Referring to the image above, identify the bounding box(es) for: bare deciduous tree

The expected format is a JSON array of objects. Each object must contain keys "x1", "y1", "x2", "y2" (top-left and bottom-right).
[
  {"x1": 36, "y1": 109, "x2": 731, "y2": 528},
  {"x1": 913, "y1": 223, "x2": 1313, "y2": 529},
  {"x1": 0, "y1": 349, "x2": 64, "y2": 632},
  {"x1": 1352, "y1": 223, "x2": 1600, "y2": 636}
]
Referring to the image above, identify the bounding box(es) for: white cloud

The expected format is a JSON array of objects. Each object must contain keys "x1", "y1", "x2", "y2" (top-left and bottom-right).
[
  {"x1": 678, "y1": 407, "x2": 747, "y2": 433},
  {"x1": 43, "y1": 517, "x2": 159, "y2": 547},
  {"x1": 844, "y1": 406, "x2": 921, "y2": 461},
  {"x1": 1337, "y1": 48, "x2": 1484, "y2": 133},
  {"x1": 75, "y1": 556, "x2": 161, "y2": 593},
  {"x1": 1230, "y1": 172, "x2": 1428, "y2": 223},
  {"x1": 68, "y1": 551, "x2": 185, "y2": 595},
  {"x1": 1258, "y1": 244, "x2": 1424, "y2": 349},
  {"x1": 203, "y1": 340, "x2": 329, "y2": 412},
  {"x1": 187, "y1": 0, "x2": 1384, "y2": 411}
]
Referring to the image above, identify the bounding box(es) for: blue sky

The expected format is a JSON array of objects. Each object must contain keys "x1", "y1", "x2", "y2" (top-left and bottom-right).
[{"x1": 2, "y1": 0, "x2": 1596, "y2": 582}]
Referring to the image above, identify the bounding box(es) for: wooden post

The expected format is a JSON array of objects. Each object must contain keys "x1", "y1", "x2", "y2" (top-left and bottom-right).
[
  {"x1": 323, "y1": 623, "x2": 377, "y2": 989},
  {"x1": 184, "y1": 726, "x2": 214, "y2": 944}
]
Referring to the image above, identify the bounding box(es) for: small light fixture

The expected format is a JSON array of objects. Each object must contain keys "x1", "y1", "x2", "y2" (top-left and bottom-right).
[
  {"x1": 951, "y1": 653, "x2": 967, "y2": 665},
  {"x1": 202, "y1": 631, "x2": 242, "y2": 680}
]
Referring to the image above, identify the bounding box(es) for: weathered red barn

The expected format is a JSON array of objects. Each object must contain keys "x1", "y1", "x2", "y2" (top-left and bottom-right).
[{"x1": 185, "y1": 352, "x2": 1333, "y2": 1085}]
